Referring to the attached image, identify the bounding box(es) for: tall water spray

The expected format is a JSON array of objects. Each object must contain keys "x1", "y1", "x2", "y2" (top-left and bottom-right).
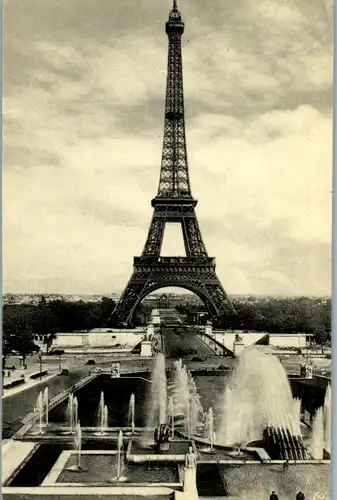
[
  {"x1": 172, "y1": 360, "x2": 189, "y2": 422},
  {"x1": 218, "y1": 347, "x2": 302, "y2": 446},
  {"x1": 188, "y1": 372, "x2": 204, "y2": 433},
  {"x1": 169, "y1": 396, "x2": 174, "y2": 438},
  {"x1": 74, "y1": 421, "x2": 82, "y2": 469},
  {"x1": 67, "y1": 394, "x2": 74, "y2": 429},
  {"x1": 98, "y1": 392, "x2": 108, "y2": 434},
  {"x1": 67, "y1": 394, "x2": 78, "y2": 432},
  {"x1": 323, "y1": 385, "x2": 331, "y2": 452},
  {"x1": 311, "y1": 407, "x2": 324, "y2": 459},
  {"x1": 66, "y1": 421, "x2": 85, "y2": 472},
  {"x1": 170, "y1": 359, "x2": 204, "y2": 436},
  {"x1": 37, "y1": 391, "x2": 44, "y2": 434},
  {"x1": 98, "y1": 392, "x2": 104, "y2": 428},
  {"x1": 147, "y1": 354, "x2": 167, "y2": 428},
  {"x1": 73, "y1": 396, "x2": 78, "y2": 428},
  {"x1": 110, "y1": 430, "x2": 127, "y2": 482},
  {"x1": 201, "y1": 407, "x2": 215, "y2": 453},
  {"x1": 187, "y1": 399, "x2": 191, "y2": 439},
  {"x1": 43, "y1": 387, "x2": 49, "y2": 425},
  {"x1": 129, "y1": 394, "x2": 135, "y2": 434},
  {"x1": 207, "y1": 407, "x2": 214, "y2": 449},
  {"x1": 292, "y1": 398, "x2": 302, "y2": 436}
]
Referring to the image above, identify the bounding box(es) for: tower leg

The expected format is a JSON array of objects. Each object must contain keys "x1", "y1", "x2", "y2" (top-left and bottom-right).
[{"x1": 109, "y1": 268, "x2": 235, "y2": 327}]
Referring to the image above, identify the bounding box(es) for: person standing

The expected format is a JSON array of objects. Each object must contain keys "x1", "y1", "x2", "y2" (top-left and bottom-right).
[
  {"x1": 296, "y1": 492, "x2": 305, "y2": 500},
  {"x1": 270, "y1": 491, "x2": 279, "y2": 500}
]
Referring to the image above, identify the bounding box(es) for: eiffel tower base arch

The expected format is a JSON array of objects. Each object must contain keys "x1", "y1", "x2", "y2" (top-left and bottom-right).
[{"x1": 110, "y1": 258, "x2": 234, "y2": 327}]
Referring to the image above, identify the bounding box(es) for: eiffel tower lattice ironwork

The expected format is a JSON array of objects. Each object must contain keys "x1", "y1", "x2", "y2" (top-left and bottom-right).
[{"x1": 109, "y1": 1, "x2": 236, "y2": 327}]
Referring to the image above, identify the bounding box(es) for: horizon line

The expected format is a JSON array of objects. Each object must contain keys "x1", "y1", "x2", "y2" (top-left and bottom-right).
[{"x1": 2, "y1": 291, "x2": 331, "y2": 298}]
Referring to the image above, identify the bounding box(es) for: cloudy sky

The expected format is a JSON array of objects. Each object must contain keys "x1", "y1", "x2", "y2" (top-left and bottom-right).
[{"x1": 4, "y1": 0, "x2": 333, "y2": 296}]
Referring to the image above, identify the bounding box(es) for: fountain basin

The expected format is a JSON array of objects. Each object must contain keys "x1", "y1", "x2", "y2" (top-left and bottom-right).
[
  {"x1": 42, "y1": 451, "x2": 182, "y2": 487},
  {"x1": 21, "y1": 425, "x2": 149, "y2": 443},
  {"x1": 215, "y1": 462, "x2": 330, "y2": 499},
  {"x1": 127, "y1": 439, "x2": 193, "y2": 463}
]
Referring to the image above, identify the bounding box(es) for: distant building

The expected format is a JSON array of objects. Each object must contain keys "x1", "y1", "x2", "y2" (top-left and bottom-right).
[{"x1": 212, "y1": 330, "x2": 309, "y2": 350}]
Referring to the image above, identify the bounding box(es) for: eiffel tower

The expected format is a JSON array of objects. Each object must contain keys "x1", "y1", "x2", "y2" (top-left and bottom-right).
[{"x1": 109, "y1": 0, "x2": 235, "y2": 327}]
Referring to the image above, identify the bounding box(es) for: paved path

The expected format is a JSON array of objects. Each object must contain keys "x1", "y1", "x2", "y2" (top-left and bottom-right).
[
  {"x1": 2, "y1": 355, "x2": 155, "y2": 439},
  {"x1": 163, "y1": 327, "x2": 218, "y2": 359},
  {"x1": 3, "y1": 359, "x2": 60, "y2": 386},
  {"x1": 3, "y1": 372, "x2": 58, "y2": 400},
  {"x1": 157, "y1": 310, "x2": 219, "y2": 361},
  {"x1": 2, "y1": 367, "x2": 89, "y2": 439}
]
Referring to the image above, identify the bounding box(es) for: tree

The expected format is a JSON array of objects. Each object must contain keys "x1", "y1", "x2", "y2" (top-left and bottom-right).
[
  {"x1": 313, "y1": 325, "x2": 329, "y2": 354},
  {"x1": 99, "y1": 297, "x2": 115, "y2": 325},
  {"x1": 2, "y1": 306, "x2": 39, "y2": 366},
  {"x1": 32, "y1": 297, "x2": 59, "y2": 352}
]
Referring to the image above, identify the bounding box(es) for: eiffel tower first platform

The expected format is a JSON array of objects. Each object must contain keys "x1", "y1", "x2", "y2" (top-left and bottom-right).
[{"x1": 109, "y1": 1, "x2": 236, "y2": 327}]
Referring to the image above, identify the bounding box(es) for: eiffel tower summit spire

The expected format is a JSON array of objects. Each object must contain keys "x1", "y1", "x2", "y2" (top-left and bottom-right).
[
  {"x1": 109, "y1": 2, "x2": 235, "y2": 327},
  {"x1": 156, "y1": 0, "x2": 190, "y2": 201}
]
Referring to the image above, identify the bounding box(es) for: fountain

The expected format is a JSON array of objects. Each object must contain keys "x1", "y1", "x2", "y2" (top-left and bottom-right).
[
  {"x1": 67, "y1": 394, "x2": 74, "y2": 430},
  {"x1": 187, "y1": 399, "x2": 191, "y2": 439},
  {"x1": 73, "y1": 396, "x2": 78, "y2": 427},
  {"x1": 200, "y1": 407, "x2": 215, "y2": 453},
  {"x1": 36, "y1": 391, "x2": 44, "y2": 435},
  {"x1": 168, "y1": 396, "x2": 175, "y2": 438},
  {"x1": 65, "y1": 394, "x2": 78, "y2": 434},
  {"x1": 311, "y1": 407, "x2": 324, "y2": 459},
  {"x1": 146, "y1": 353, "x2": 167, "y2": 432},
  {"x1": 31, "y1": 391, "x2": 46, "y2": 435},
  {"x1": 125, "y1": 393, "x2": 138, "y2": 436},
  {"x1": 323, "y1": 385, "x2": 331, "y2": 453},
  {"x1": 96, "y1": 392, "x2": 108, "y2": 435},
  {"x1": 109, "y1": 430, "x2": 127, "y2": 482},
  {"x1": 292, "y1": 398, "x2": 302, "y2": 436},
  {"x1": 67, "y1": 421, "x2": 85, "y2": 472},
  {"x1": 171, "y1": 360, "x2": 189, "y2": 426},
  {"x1": 218, "y1": 347, "x2": 305, "y2": 458},
  {"x1": 170, "y1": 359, "x2": 205, "y2": 437},
  {"x1": 75, "y1": 422, "x2": 82, "y2": 469},
  {"x1": 188, "y1": 374, "x2": 204, "y2": 435},
  {"x1": 140, "y1": 354, "x2": 168, "y2": 448},
  {"x1": 130, "y1": 393, "x2": 135, "y2": 434},
  {"x1": 13, "y1": 345, "x2": 330, "y2": 497},
  {"x1": 43, "y1": 387, "x2": 49, "y2": 426}
]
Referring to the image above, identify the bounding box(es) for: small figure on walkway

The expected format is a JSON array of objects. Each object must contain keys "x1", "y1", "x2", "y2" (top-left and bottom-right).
[
  {"x1": 185, "y1": 446, "x2": 197, "y2": 469},
  {"x1": 270, "y1": 491, "x2": 279, "y2": 500},
  {"x1": 296, "y1": 492, "x2": 305, "y2": 500}
]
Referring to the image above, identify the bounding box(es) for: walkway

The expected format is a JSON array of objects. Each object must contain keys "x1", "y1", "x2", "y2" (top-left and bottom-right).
[
  {"x1": 2, "y1": 367, "x2": 90, "y2": 439},
  {"x1": 162, "y1": 325, "x2": 217, "y2": 360},
  {"x1": 3, "y1": 371, "x2": 58, "y2": 400}
]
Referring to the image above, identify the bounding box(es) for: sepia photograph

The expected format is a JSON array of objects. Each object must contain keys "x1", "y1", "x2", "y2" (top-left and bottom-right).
[{"x1": 2, "y1": 0, "x2": 333, "y2": 499}]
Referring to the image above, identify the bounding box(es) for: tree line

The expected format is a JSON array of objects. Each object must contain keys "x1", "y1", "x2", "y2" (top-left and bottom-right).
[
  {"x1": 2, "y1": 297, "x2": 116, "y2": 365},
  {"x1": 178, "y1": 296, "x2": 331, "y2": 346},
  {"x1": 2, "y1": 295, "x2": 331, "y2": 366}
]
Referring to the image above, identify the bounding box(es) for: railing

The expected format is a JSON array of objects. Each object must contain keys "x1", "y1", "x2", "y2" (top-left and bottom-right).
[
  {"x1": 198, "y1": 331, "x2": 234, "y2": 357},
  {"x1": 134, "y1": 256, "x2": 215, "y2": 265}
]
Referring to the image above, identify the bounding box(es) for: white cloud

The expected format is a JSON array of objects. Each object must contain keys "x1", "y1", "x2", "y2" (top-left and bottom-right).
[{"x1": 3, "y1": 0, "x2": 332, "y2": 296}]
